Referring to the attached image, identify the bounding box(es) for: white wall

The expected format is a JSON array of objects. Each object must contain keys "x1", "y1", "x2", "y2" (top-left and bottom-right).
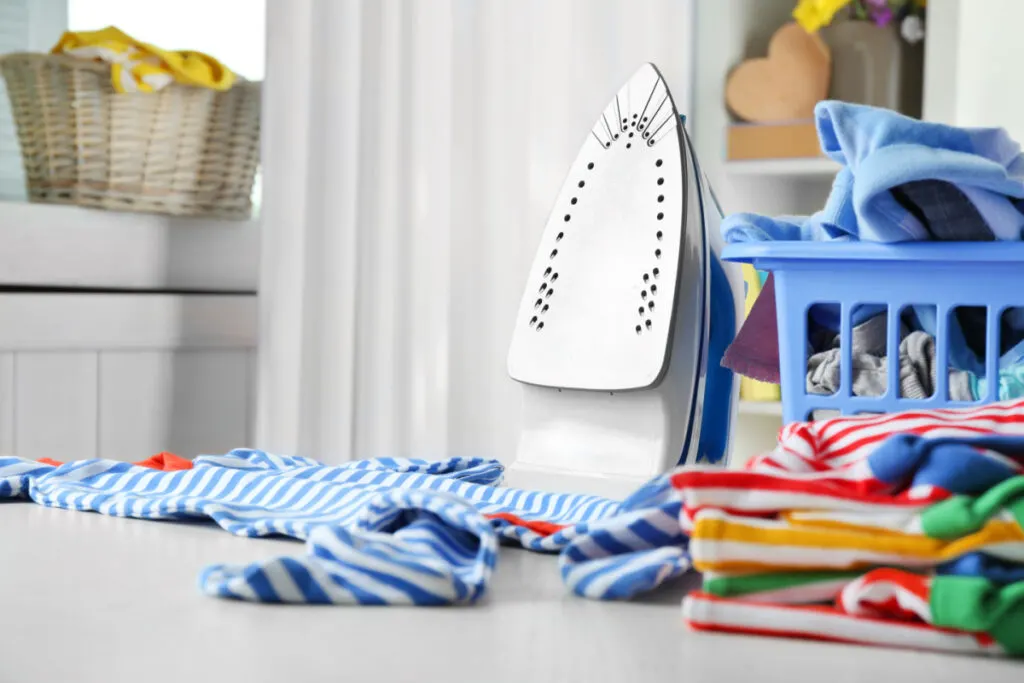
[
  {"x1": 0, "y1": 294, "x2": 256, "y2": 461},
  {"x1": 949, "y1": 0, "x2": 1024, "y2": 139},
  {"x1": 67, "y1": 0, "x2": 265, "y2": 79},
  {"x1": 923, "y1": 0, "x2": 1024, "y2": 138}
]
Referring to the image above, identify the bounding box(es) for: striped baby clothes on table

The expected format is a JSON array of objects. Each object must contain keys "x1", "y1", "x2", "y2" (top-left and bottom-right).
[
  {"x1": 37, "y1": 451, "x2": 193, "y2": 471},
  {"x1": 684, "y1": 567, "x2": 1024, "y2": 656},
  {"x1": 200, "y1": 488, "x2": 502, "y2": 605},
  {"x1": 559, "y1": 474, "x2": 688, "y2": 600},
  {"x1": 0, "y1": 449, "x2": 689, "y2": 605}
]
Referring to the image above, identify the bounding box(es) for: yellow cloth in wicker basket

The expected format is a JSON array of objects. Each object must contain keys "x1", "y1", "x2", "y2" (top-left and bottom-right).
[{"x1": 51, "y1": 26, "x2": 235, "y2": 93}]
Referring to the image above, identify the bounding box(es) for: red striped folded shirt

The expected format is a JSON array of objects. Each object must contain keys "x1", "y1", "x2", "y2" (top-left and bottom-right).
[{"x1": 761, "y1": 398, "x2": 1024, "y2": 474}]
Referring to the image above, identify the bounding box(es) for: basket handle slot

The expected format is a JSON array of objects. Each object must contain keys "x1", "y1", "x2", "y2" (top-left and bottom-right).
[
  {"x1": 839, "y1": 303, "x2": 853, "y2": 398},
  {"x1": 944, "y1": 305, "x2": 999, "y2": 403},
  {"x1": 986, "y1": 308, "x2": 1002, "y2": 403},
  {"x1": 887, "y1": 306, "x2": 902, "y2": 400},
  {"x1": 935, "y1": 306, "x2": 950, "y2": 401}
]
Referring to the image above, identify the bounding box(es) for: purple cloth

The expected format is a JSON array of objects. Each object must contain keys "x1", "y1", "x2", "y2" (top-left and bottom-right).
[{"x1": 721, "y1": 273, "x2": 780, "y2": 383}]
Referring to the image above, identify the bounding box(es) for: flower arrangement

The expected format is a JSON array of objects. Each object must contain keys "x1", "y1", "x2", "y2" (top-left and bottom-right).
[{"x1": 793, "y1": 0, "x2": 926, "y2": 43}]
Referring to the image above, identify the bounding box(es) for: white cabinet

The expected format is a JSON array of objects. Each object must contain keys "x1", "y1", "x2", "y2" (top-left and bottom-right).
[
  {"x1": 96, "y1": 350, "x2": 253, "y2": 459},
  {"x1": 0, "y1": 199, "x2": 260, "y2": 461},
  {"x1": 0, "y1": 293, "x2": 257, "y2": 461}
]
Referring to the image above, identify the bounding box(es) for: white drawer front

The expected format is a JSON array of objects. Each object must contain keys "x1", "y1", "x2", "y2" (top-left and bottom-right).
[{"x1": 0, "y1": 294, "x2": 256, "y2": 461}]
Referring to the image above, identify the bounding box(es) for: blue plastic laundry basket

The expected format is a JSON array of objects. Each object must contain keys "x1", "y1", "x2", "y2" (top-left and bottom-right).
[{"x1": 722, "y1": 241, "x2": 1024, "y2": 424}]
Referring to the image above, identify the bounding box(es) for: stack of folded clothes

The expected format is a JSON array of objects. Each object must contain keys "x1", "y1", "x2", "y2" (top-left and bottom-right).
[{"x1": 675, "y1": 399, "x2": 1024, "y2": 656}]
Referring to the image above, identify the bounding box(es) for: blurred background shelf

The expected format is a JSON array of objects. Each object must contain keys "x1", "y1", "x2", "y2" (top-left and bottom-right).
[
  {"x1": 738, "y1": 400, "x2": 784, "y2": 417},
  {"x1": 725, "y1": 157, "x2": 841, "y2": 179}
]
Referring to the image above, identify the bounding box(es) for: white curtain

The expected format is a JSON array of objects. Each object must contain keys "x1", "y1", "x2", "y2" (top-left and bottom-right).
[{"x1": 256, "y1": 0, "x2": 694, "y2": 463}]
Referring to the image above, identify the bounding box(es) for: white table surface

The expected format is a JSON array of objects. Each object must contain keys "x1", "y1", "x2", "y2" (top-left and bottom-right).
[{"x1": 3, "y1": 502, "x2": 1021, "y2": 683}]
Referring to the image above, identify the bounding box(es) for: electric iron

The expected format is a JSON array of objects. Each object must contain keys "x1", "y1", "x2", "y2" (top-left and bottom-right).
[{"x1": 506, "y1": 64, "x2": 745, "y2": 498}]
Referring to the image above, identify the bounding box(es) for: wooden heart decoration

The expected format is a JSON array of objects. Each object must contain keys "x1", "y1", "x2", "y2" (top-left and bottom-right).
[{"x1": 725, "y1": 22, "x2": 831, "y2": 123}]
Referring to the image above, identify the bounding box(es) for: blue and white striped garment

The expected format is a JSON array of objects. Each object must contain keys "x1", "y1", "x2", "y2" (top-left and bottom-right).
[
  {"x1": 0, "y1": 450, "x2": 689, "y2": 605},
  {"x1": 559, "y1": 474, "x2": 688, "y2": 600}
]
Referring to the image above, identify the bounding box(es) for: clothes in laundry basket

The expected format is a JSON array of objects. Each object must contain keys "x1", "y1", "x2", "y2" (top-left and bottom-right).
[
  {"x1": 723, "y1": 103, "x2": 1024, "y2": 244},
  {"x1": 721, "y1": 101, "x2": 1024, "y2": 383},
  {"x1": 891, "y1": 180, "x2": 998, "y2": 241},
  {"x1": 720, "y1": 272, "x2": 781, "y2": 384},
  {"x1": 974, "y1": 361, "x2": 1024, "y2": 402},
  {"x1": 806, "y1": 315, "x2": 1024, "y2": 401},
  {"x1": 806, "y1": 315, "x2": 975, "y2": 400},
  {"x1": 52, "y1": 26, "x2": 236, "y2": 93},
  {"x1": 0, "y1": 450, "x2": 688, "y2": 604},
  {"x1": 737, "y1": 265, "x2": 781, "y2": 400}
]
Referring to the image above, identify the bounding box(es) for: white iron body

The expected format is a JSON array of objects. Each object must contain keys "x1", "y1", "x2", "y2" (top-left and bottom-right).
[{"x1": 506, "y1": 64, "x2": 743, "y2": 498}]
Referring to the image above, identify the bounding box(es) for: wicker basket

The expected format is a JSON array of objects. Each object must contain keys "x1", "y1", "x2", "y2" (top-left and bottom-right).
[{"x1": 0, "y1": 53, "x2": 260, "y2": 219}]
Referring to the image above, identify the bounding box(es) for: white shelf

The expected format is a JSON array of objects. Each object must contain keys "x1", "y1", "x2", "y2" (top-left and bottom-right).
[
  {"x1": 724, "y1": 157, "x2": 841, "y2": 179},
  {"x1": 0, "y1": 201, "x2": 259, "y2": 292},
  {"x1": 738, "y1": 400, "x2": 783, "y2": 417}
]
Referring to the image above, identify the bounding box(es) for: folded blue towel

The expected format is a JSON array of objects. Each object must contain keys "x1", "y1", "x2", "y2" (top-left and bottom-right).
[{"x1": 723, "y1": 101, "x2": 1024, "y2": 244}]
